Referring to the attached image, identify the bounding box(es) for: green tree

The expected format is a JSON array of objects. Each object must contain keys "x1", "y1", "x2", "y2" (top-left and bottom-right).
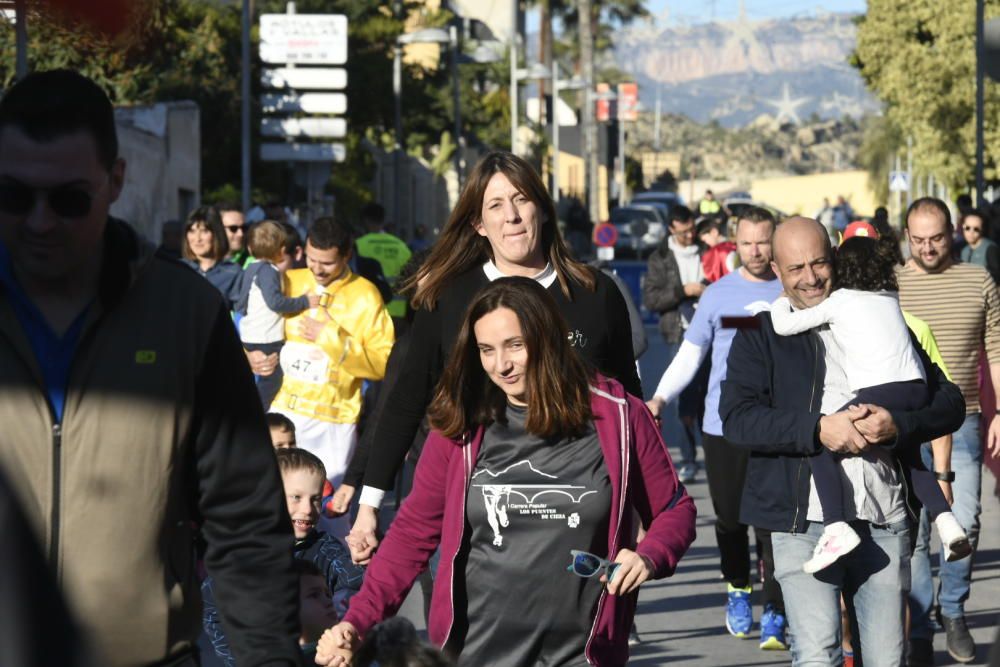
[{"x1": 853, "y1": 0, "x2": 1000, "y2": 191}]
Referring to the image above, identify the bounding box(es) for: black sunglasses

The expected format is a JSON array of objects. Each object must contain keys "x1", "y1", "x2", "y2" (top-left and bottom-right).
[
  {"x1": 0, "y1": 182, "x2": 94, "y2": 218},
  {"x1": 963, "y1": 225, "x2": 982, "y2": 233},
  {"x1": 224, "y1": 224, "x2": 247, "y2": 233}
]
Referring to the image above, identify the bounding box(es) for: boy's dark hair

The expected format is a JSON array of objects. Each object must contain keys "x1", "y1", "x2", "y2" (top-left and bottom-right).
[
  {"x1": 307, "y1": 216, "x2": 354, "y2": 253},
  {"x1": 361, "y1": 203, "x2": 386, "y2": 227},
  {"x1": 834, "y1": 236, "x2": 899, "y2": 292},
  {"x1": 696, "y1": 217, "x2": 723, "y2": 237},
  {"x1": 292, "y1": 559, "x2": 324, "y2": 578},
  {"x1": 265, "y1": 412, "x2": 295, "y2": 433},
  {"x1": 669, "y1": 205, "x2": 694, "y2": 227},
  {"x1": 0, "y1": 69, "x2": 118, "y2": 170},
  {"x1": 280, "y1": 222, "x2": 303, "y2": 256},
  {"x1": 275, "y1": 447, "x2": 326, "y2": 480},
  {"x1": 216, "y1": 201, "x2": 242, "y2": 214},
  {"x1": 353, "y1": 618, "x2": 452, "y2": 667}
]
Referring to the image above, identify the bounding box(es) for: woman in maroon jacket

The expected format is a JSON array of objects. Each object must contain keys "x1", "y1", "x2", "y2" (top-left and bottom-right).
[{"x1": 316, "y1": 278, "x2": 696, "y2": 667}]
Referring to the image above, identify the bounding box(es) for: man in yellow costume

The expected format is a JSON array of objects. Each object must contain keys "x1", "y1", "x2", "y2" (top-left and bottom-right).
[{"x1": 270, "y1": 216, "x2": 394, "y2": 536}]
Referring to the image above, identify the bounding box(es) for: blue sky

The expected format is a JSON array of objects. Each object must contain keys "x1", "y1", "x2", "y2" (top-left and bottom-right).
[
  {"x1": 527, "y1": 1, "x2": 867, "y2": 32},
  {"x1": 643, "y1": 0, "x2": 866, "y2": 25}
]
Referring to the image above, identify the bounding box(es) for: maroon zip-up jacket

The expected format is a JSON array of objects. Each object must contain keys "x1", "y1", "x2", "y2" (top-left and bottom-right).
[{"x1": 343, "y1": 375, "x2": 697, "y2": 665}]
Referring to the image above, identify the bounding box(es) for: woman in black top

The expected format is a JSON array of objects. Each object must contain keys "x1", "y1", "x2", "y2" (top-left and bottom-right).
[{"x1": 343, "y1": 151, "x2": 641, "y2": 562}]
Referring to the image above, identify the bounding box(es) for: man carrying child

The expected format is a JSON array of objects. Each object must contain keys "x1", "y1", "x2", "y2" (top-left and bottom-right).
[
  {"x1": 720, "y1": 216, "x2": 965, "y2": 666},
  {"x1": 261, "y1": 216, "x2": 395, "y2": 536}
]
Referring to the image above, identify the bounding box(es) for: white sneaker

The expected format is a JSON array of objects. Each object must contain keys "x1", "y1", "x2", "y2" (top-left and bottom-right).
[
  {"x1": 935, "y1": 512, "x2": 972, "y2": 562},
  {"x1": 803, "y1": 522, "x2": 862, "y2": 574}
]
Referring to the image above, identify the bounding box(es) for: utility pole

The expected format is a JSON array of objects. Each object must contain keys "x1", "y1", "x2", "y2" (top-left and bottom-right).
[
  {"x1": 14, "y1": 0, "x2": 27, "y2": 80},
  {"x1": 654, "y1": 86, "x2": 662, "y2": 151},
  {"x1": 906, "y1": 135, "x2": 913, "y2": 209},
  {"x1": 393, "y1": 0, "x2": 403, "y2": 228},
  {"x1": 975, "y1": 0, "x2": 985, "y2": 207},
  {"x1": 580, "y1": 0, "x2": 599, "y2": 223},
  {"x1": 240, "y1": 0, "x2": 252, "y2": 213}
]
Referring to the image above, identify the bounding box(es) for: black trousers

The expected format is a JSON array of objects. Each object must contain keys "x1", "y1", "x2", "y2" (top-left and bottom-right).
[{"x1": 702, "y1": 432, "x2": 783, "y2": 611}]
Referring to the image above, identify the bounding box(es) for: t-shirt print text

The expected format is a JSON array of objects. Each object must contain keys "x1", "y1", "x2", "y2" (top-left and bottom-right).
[
  {"x1": 472, "y1": 460, "x2": 597, "y2": 549},
  {"x1": 567, "y1": 329, "x2": 588, "y2": 348}
]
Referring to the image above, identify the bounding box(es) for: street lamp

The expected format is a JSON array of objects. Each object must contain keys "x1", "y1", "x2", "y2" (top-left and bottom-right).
[
  {"x1": 551, "y1": 65, "x2": 587, "y2": 203},
  {"x1": 510, "y1": 60, "x2": 550, "y2": 156},
  {"x1": 393, "y1": 27, "x2": 451, "y2": 234}
]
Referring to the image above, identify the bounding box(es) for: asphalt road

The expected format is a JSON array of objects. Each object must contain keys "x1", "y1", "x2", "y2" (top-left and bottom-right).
[{"x1": 201, "y1": 325, "x2": 1000, "y2": 666}]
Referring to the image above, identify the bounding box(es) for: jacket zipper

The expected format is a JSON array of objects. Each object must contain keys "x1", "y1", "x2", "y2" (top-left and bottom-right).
[
  {"x1": 444, "y1": 436, "x2": 472, "y2": 648},
  {"x1": 50, "y1": 422, "x2": 62, "y2": 567},
  {"x1": 584, "y1": 400, "x2": 629, "y2": 664},
  {"x1": 792, "y1": 334, "x2": 822, "y2": 534}
]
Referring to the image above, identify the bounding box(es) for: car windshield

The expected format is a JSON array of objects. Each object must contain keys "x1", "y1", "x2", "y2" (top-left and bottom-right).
[{"x1": 612, "y1": 208, "x2": 660, "y2": 224}]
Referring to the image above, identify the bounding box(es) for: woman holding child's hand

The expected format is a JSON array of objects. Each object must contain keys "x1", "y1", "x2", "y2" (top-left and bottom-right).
[
  {"x1": 315, "y1": 622, "x2": 359, "y2": 666},
  {"x1": 315, "y1": 279, "x2": 696, "y2": 666}
]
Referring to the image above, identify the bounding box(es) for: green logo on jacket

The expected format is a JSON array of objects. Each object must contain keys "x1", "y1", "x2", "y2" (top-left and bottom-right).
[{"x1": 135, "y1": 350, "x2": 157, "y2": 364}]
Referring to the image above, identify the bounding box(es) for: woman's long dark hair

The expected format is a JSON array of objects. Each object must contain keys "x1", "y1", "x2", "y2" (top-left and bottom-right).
[
  {"x1": 834, "y1": 236, "x2": 899, "y2": 292},
  {"x1": 427, "y1": 277, "x2": 593, "y2": 439},
  {"x1": 403, "y1": 151, "x2": 595, "y2": 310}
]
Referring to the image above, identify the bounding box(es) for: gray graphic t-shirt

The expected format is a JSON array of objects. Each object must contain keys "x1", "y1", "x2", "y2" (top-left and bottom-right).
[{"x1": 449, "y1": 404, "x2": 611, "y2": 667}]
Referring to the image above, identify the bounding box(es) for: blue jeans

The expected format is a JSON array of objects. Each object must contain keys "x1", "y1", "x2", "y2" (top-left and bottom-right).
[
  {"x1": 773, "y1": 520, "x2": 911, "y2": 667},
  {"x1": 909, "y1": 413, "x2": 983, "y2": 635}
]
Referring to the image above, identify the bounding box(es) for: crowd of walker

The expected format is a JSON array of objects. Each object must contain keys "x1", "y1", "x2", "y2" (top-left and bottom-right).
[{"x1": 0, "y1": 69, "x2": 998, "y2": 667}]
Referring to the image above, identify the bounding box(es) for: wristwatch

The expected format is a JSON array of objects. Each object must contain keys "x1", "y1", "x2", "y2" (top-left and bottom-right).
[{"x1": 934, "y1": 471, "x2": 956, "y2": 482}]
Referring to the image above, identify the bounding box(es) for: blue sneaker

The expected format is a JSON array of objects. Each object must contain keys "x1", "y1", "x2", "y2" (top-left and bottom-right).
[
  {"x1": 759, "y1": 604, "x2": 788, "y2": 650},
  {"x1": 725, "y1": 584, "x2": 753, "y2": 638}
]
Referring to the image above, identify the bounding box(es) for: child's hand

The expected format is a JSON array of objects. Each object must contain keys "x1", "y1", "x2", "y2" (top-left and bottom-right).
[
  {"x1": 308, "y1": 293, "x2": 322, "y2": 309},
  {"x1": 316, "y1": 622, "x2": 359, "y2": 666}
]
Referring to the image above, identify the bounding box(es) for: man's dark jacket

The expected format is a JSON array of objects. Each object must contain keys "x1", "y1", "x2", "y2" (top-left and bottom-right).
[{"x1": 719, "y1": 311, "x2": 966, "y2": 533}]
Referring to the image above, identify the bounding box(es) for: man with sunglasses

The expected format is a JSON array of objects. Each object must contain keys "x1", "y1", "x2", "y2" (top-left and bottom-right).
[
  {"x1": 218, "y1": 201, "x2": 251, "y2": 267},
  {"x1": 899, "y1": 197, "x2": 1000, "y2": 666},
  {"x1": 0, "y1": 70, "x2": 300, "y2": 666}
]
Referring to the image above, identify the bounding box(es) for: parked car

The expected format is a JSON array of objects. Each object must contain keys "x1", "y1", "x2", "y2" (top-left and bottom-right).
[
  {"x1": 610, "y1": 204, "x2": 666, "y2": 258},
  {"x1": 630, "y1": 191, "x2": 686, "y2": 222},
  {"x1": 723, "y1": 197, "x2": 786, "y2": 223}
]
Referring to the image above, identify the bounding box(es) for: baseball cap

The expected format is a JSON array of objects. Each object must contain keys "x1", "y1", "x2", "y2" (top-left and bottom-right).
[{"x1": 841, "y1": 220, "x2": 879, "y2": 244}]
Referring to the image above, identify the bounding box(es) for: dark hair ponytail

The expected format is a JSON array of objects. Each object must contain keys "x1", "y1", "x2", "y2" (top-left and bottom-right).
[{"x1": 834, "y1": 236, "x2": 899, "y2": 292}]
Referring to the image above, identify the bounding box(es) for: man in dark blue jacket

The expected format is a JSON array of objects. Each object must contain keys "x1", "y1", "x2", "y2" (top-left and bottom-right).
[{"x1": 720, "y1": 217, "x2": 965, "y2": 667}]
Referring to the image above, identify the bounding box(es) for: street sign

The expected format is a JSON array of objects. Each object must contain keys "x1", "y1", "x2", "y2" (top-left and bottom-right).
[
  {"x1": 596, "y1": 246, "x2": 615, "y2": 261},
  {"x1": 618, "y1": 82, "x2": 639, "y2": 121},
  {"x1": 593, "y1": 222, "x2": 619, "y2": 247},
  {"x1": 596, "y1": 83, "x2": 612, "y2": 122},
  {"x1": 259, "y1": 14, "x2": 348, "y2": 65},
  {"x1": 261, "y1": 68, "x2": 347, "y2": 90},
  {"x1": 262, "y1": 93, "x2": 347, "y2": 115},
  {"x1": 261, "y1": 117, "x2": 347, "y2": 138},
  {"x1": 889, "y1": 171, "x2": 910, "y2": 192},
  {"x1": 261, "y1": 143, "x2": 346, "y2": 162}
]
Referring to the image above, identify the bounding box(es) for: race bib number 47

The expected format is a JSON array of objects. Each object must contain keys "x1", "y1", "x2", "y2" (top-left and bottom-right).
[{"x1": 280, "y1": 341, "x2": 331, "y2": 384}]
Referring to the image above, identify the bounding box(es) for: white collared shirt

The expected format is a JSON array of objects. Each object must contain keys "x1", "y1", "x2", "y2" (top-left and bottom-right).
[{"x1": 482, "y1": 260, "x2": 558, "y2": 288}]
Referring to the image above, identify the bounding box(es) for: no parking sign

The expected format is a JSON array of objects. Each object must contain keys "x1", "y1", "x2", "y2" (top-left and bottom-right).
[{"x1": 593, "y1": 222, "x2": 619, "y2": 247}]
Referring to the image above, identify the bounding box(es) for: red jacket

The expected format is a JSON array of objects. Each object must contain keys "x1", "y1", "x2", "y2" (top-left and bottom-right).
[
  {"x1": 343, "y1": 375, "x2": 697, "y2": 665},
  {"x1": 701, "y1": 241, "x2": 738, "y2": 284}
]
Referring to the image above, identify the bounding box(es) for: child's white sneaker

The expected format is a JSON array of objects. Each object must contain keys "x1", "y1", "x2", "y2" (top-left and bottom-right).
[
  {"x1": 803, "y1": 521, "x2": 862, "y2": 574},
  {"x1": 935, "y1": 512, "x2": 972, "y2": 562}
]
